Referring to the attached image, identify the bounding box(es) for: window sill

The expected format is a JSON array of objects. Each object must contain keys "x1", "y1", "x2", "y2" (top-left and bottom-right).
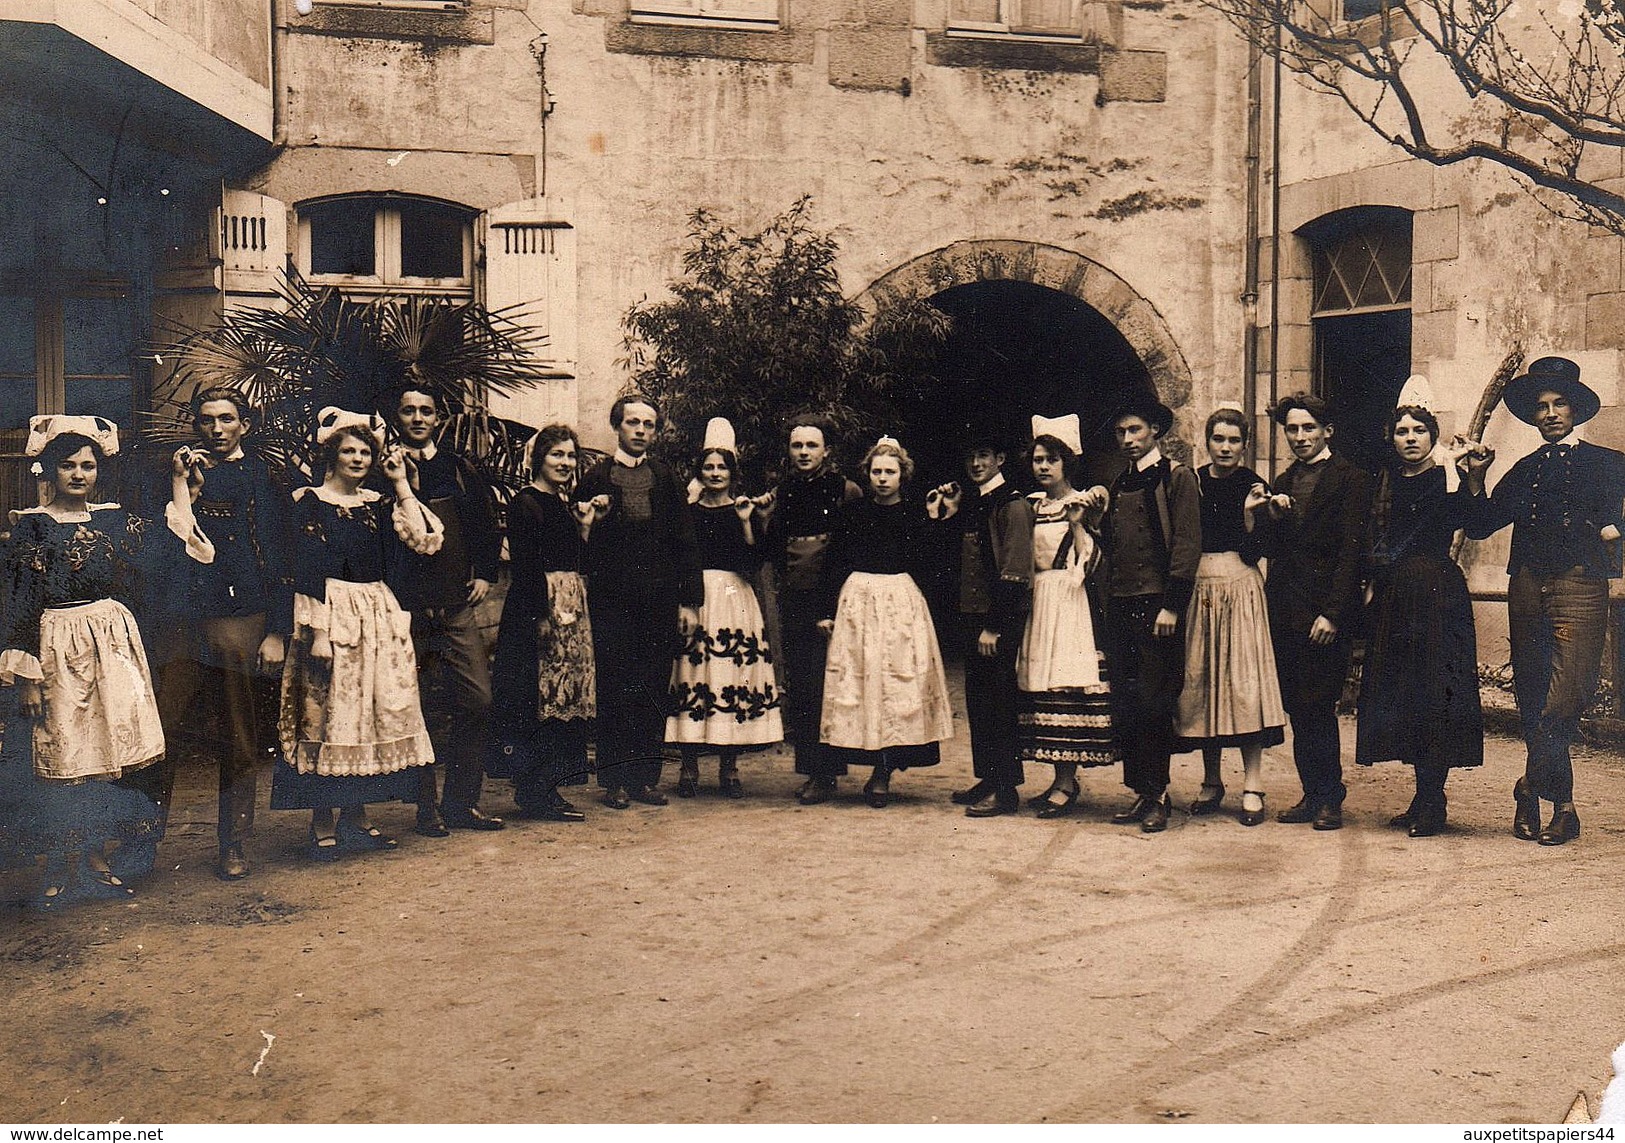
[
  {"x1": 290, "y1": 4, "x2": 495, "y2": 44},
  {"x1": 605, "y1": 20, "x2": 813, "y2": 62},
  {"x1": 629, "y1": 9, "x2": 780, "y2": 30},
  {"x1": 944, "y1": 25, "x2": 1089, "y2": 45},
  {"x1": 924, "y1": 31, "x2": 1100, "y2": 72}
]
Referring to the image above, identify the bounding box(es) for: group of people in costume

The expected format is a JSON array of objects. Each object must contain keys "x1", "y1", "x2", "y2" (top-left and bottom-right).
[{"x1": 2, "y1": 353, "x2": 1620, "y2": 908}]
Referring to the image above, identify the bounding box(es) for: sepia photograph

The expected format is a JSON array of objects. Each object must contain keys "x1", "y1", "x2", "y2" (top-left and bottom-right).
[{"x1": 1, "y1": 0, "x2": 1624, "y2": 1126}]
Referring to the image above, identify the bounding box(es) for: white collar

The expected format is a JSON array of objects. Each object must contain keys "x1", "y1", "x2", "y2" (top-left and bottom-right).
[
  {"x1": 614, "y1": 447, "x2": 646, "y2": 468},
  {"x1": 1135, "y1": 446, "x2": 1163, "y2": 473},
  {"x1": 977, "y1": 473, "x2": 1007, "y2": 496},
  {"x1": 217, "y1": 446, "x2": 246, "y2": 463},
  {"x1": 407, "y1": 441, "x2": 438, "y2": 462},
  {"x1": 1546, "y1": 432, "x2": 1577, "y2": 449},
  {"x1": 1304, "y1": 445, "x2": 1332, "y2": 466}
]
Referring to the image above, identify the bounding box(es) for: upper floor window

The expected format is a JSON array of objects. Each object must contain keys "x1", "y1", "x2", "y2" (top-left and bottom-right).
[
  {"x1": 297, "y1": 195, "x2": 474, "y2": 297},
  {"x1": 629, "y1": 0, "x2": 779, "y2": 28},
  {"x1": 948, "y1": 0, "x2": 1085, "y2": 40},
  {"x1": 1341, "y1": 0, "x2": 1385, "y2": 20},
  {"x1": 306, "y1": 1, "x2": 469, "y2": 9}
]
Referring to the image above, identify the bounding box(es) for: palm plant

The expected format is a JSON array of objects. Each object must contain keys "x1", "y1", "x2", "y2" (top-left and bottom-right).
[{"x1": 145, "y1": 274, "x2": 555, "y2": 495}]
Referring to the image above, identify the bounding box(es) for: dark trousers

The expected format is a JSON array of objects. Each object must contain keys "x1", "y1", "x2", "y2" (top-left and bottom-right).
[
  {"x1": 140, "y1": 613, "x2": 267, "y2": 848},
  {"x1": 412, "y1": 604, "x2": 492, "y2": 814},
  {"x1": 1107, "y1": 596, "x2": 1184, "y2": 798},
  {"x1": 590, "y1": 590, "x2": 676, "y2": 792},
  {"x1": 779, "y1": 589, "x2": 844, "y2": 777},
  {"x1": 1508, "y1": 568, "x2": 1609, "y2": 804},
  {"x1": 1272, "y1": 621, "x2": 1353, "y2": 809},
  {"x1": 961, "y1": 615, "x2": 1023, "y2": 789}
]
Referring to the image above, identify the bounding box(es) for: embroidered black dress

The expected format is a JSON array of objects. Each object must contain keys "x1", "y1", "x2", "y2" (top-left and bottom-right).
[
  {"x1": 1356, "y1": 466, "x2": 1484, "y2": 770},
  {"x1": 490, "y1": 485, "x2": 596, "y2": 806}
]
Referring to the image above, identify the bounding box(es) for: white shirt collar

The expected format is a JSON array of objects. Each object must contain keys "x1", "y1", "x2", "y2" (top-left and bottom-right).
[
  {"x1": 220, "y1": 445, "x2": 246, "y2": 463},
  {"x1": 1547, "y1": 432, "x2": 1577, "y2": 449},
  {"x1": 1305, "y1": 445, "x2": 1332, "y2": 466},
  {"x1": 614, "y1": 447, "x2": 646, "y2": 468},
  {"x1": 1135, "y1": 446, "x2": 1163, "y2": 473},
  {"x1": 409, "y1": 441, "x2": 438, "y2": 462},
  {"x1": 977, "y1": 473, "x2": 1007, "y2": 496}
]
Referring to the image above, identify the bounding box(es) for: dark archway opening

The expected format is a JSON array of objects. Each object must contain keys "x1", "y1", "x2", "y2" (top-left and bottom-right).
[{"x1": 891, "y1": 280, "x2": 1158, "y2": 491}]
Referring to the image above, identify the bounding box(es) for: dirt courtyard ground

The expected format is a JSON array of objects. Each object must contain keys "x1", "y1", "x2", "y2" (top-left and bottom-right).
[{"x1": 2, "y1": 680, "x2": 1623, "y2": 1124}]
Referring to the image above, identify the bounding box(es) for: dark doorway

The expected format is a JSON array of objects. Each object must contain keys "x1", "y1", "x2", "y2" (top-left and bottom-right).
[
  {"x1": 893, "y1": 280, "x2": 1160, "y2": 492},
  {"x1": 1314, "y1": 309, "x2": 1413, "y2": 473}
]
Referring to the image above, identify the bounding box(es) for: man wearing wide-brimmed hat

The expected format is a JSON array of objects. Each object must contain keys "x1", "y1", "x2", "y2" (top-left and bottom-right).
[{"x1": 1462, "y1": 355, "x2": 1625, "y2": 846}]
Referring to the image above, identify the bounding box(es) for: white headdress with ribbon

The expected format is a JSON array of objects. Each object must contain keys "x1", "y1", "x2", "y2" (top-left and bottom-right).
[
  {"x1": 25, "y1": 415, "x2": 120, "y2": 460},
  {"x1": 1395, "y1": 375, "x2": 1438, "y2": 414},
  {"x1": 1031, "y1": 413, "x2": 1082, "y2": 455},
  {"x1": 315, "y1": 406, "x2": 386, "y2": 447},
  {"x1": 875, "y1": 434, "x2": 902, "y2": 450},
  {"x1": 702, "y1": 417, "x2": 737, "y2": 453},
  {"x1": 1213, "y1": 401, "x2": 1244, "y2": 414}
]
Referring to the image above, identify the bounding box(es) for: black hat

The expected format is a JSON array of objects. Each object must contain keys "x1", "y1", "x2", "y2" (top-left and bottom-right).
[
  {"x1": 1111, "y1": 391, "x2": 1176, "y2": 437},
  {"x1": 960, "y1": 423, "x2": 1009, "y2": 455},
  {"x1": 1503, "y1": 356, "x2": 1601, "y2": 426}
]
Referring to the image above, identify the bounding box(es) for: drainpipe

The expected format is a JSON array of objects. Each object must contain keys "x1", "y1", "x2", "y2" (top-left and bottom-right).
[
  {"x1": 272, "y1": 0, "x2": 291, "y2": 147},
  {"x1": 1241, "y1": 23, "x2": 1263, "y2": 467},
  {"x1": 1266, "y1": 18, "x2": 1283, "y2": 480}
]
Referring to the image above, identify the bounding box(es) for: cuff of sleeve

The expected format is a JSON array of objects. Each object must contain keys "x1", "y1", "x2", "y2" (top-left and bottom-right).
[
  {"x1": 165, "y1": 501, "x2": 216, "y2": 564},
  {"x1": 293, "y1": 593, "x2": 329, "y2": 635},
  {"x1": 0, "y1": 648, "x2": 43, "y2": 684},
  {"x1": 1164, "y1": 578, "x2": 1195, "y2": 616},
  {"x1": 393, "y1": 498, "x2": 445, "y2": 556}
]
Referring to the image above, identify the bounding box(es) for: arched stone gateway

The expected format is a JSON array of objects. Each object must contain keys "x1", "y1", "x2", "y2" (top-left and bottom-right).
[{"x1": 859, "y1": 239, "x2": 1195, "y2": 423}]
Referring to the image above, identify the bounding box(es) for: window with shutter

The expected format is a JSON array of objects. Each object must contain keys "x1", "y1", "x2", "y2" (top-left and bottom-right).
[
  {"x1": 948, "y1": 0, "x2": 1085, "y2": 38},
  {"x1": 630, "y1": 0, "x2": 779, "y2": 29}
]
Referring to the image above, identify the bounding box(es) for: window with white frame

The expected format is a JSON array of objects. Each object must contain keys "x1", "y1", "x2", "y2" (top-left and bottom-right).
[
  {"x1": 629, "y1": 0, "x2": 779, "y2": 30},
  {"x1": 948, "y1": 0, "x2": 1083, "y2": 39},
  {"x1": 306, "y1": 1, "x2": 469, "y2": 10},
  {"x1": 297, "y1": 195, "x2": 474, "y2": 298}
]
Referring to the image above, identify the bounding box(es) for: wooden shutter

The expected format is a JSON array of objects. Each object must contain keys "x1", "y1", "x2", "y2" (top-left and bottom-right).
[
  {"x1": 216, "y1": 190, "x2": 288, "y2": 301},
  {"x1": 480, "y1": 202, "x2": 577, "y2": 429}
]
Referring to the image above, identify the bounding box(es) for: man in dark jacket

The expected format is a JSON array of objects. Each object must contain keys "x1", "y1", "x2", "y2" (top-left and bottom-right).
[
  {"x1": 577, "y1": 394, "x2": 704, "y2": 808},
  {"x1": 932, "y1": 433, "x2": 1035, "y2": 817},
  {"x1": 1089, "y1": 395, "x2": 1202, "y2": 833},
  {"x1": 1262, "y1": 392, "x2": 1373, "y2": 831},
  {"x1": 386, "y1": 387, "x2": 505, "y2": 835},
  {"x1": 1461, "y1": 356, "x2": 1625, "y2": 845},
  {"x1": 138, "y1": 387, "x2": 297, "y2": 880}
]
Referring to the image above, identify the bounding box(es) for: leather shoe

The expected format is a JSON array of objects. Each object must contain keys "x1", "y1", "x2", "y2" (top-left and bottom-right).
[
  {"x1": 1408, "y1": 802, "x2": 1447, "y2": 838},
  {"x1": 1312, "y1": 804, "x2": 1343, "y2": 831},
  {"x1": 952, "y1": 779, "x2": 994, "y2": 806},
  {"x1": 1188, "y1": 784, "x2": 1225, "y2": 816},
  {"x1": 629, "y1": 786, "x2": 669, "y2": 806},
  {"x1": 1111, "y1": 794, "x2": 1156, "y2": 825},
  {"x1": 601, "y1": 787, "x2": 632, "y2": 810},
  {"x1": 444, "y1": 807, "x2": 505, "y2": 831},
  {"x1": 965, "y1": 793, "x2": 1019, "y2": 818},
  {"x1": 413, "y1": 813, "x2": 451, "y2": 838},
  {"x1": 676, "y1": 770, "x2": 699, "y2": 798},
  {"x1": 1276, "y1": 799, "x2": 1318, "y2": 825},
  {"x1": 1537, "y1": 805, "x2": 1580, "y2": 846},
  {"x1": 796, "y1": 778, "x2": 836, "y2": 805},
  {"x1": 216, "y1": 843, "x2": 251, "y2": 881},
  {"x1": 1513, "y1": 777, "x2": 1541, "y2": 842},
  {"x1": 1238, "y1": 791, "x2": 1267, "y2": 827},
  {"x1": 517, "y1": 803, "x2": 586, "y2": 823},
  {"x1": 1141, "y1": 794, "x2": 1172, "y2": 833},
  {"x1": 720, "y1": 774, "x2": 745, "y2": 799},
  {"x1": 863, "y1": 773, "x2": 891, "y2": 809}
]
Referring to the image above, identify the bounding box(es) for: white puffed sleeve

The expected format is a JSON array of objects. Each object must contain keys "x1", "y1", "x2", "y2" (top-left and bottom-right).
[
  {"x1": 0, "y1": 648, "x2": 43, "y2": 684},
  {"x1": 165, "y1": 500, "x2": 216, "y2": 564},
  {"x1": 392, "y1": 497, "x2": 444, "y2": 556}
]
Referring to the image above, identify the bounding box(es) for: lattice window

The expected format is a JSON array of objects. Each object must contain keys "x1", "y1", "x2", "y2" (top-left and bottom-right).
[
  {"x1": 1310, "y1": 214, "x2": 1412, "y2": 316},
  {"x1": 297, "y1": 195, "x2": 473, "y2": 298}
]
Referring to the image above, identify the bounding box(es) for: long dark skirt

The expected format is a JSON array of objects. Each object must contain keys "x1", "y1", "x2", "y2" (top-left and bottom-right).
[{"x1": 1357, "y1": 553, "x2": 1484, "y2": 770}]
